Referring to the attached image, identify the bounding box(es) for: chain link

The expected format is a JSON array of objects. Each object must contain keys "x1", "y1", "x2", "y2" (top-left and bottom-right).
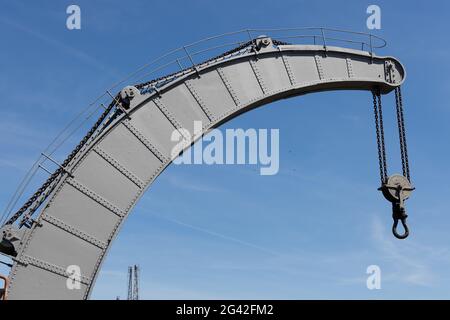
[
  {"x1": 376, "y1": 91, "x2": 388, "y2": 182},
  {"x1": 395, "y1": 86, "x2": 411, "y2": 181},
  {"x1": 372, "y1": 89, "x2": 388, "y2": 184}
]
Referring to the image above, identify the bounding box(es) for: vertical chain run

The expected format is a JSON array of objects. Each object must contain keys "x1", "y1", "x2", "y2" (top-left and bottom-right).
[
  {"x1": 376, "y1": 92, "x2": 388, "y2": 182},
  {"x1": 395, "y1": 86, "x2": 411, "y2": 182},
  {"x1": 394, "y1": 87, "x2": 406, "y2": 178},
  {"x1": 372, "y1": 89, "x2": 388, "y2": 184},
  {"x1": 372, "y1": 86, "x2": 412, "y2": 240}
]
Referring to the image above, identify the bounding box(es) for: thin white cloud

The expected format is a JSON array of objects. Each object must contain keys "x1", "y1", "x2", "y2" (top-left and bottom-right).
[
  {"x1": 0, "y1": 118, "x2": 50, "y2": 148},
  {"x1": 0, "y1": 16, "x2": 121, "y2": 79},
  {"x1": 164, "y1": 174, "x2": 226, "y2": 193},
  {"x1": 150, "y1": 212, "x2": 279, "y2": 256}
]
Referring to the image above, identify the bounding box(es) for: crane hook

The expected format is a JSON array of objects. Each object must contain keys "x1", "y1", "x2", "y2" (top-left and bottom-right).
[{"x1": 392, "y1": 202, "x2": 409, "y2": 239}]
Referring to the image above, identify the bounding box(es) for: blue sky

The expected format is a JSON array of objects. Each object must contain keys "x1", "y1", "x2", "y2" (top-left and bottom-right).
[{"x1": 1, "y1": 0, "x2": 450, "y2": 299}]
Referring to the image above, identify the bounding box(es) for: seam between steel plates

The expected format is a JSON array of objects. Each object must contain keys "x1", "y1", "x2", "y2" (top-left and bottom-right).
[
  {"x1": 121, "y1": 120, "x2": 167, "y2": 163},
  {"x1": 346, "y1": 57, "x2": 355, "y2": 78},
  {"x1": 152, "y1": 97, "x2": 189, "y2": 140},
  {"x1": 279, "y1": 51, "x2": 296, "y2": 86},
  {"x1": 184, "y1": 80, "x2": 215, "y2": 122},
  {"x1": 314, "y1": 54, "x2": 325, "y2": 80},
  {"x1": 93, "y1": 146, "x2": 145, "y2": 189},
  {"x1": 41, "y1": 213, "x2": 108, "y2": 249},
  {"x1": 66, "y1": 178, "x2": 125, "y2": 218},
  {"x1": 249, "y1": 59, "x2": 268, "y2": 95},
  {"x1": 15, "y1": 254, "x2": 91, "y2": 285},
  {"x1": 216, "y1": 67, "x2": 241, "y2": 106}
]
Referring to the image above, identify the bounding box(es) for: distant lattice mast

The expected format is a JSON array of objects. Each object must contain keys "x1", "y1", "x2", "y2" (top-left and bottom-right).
[
  {"x1": 127, "y1": 266, "x2": 133, "y2": 300},
  {"x1": 133, "y1": 265, "x2": 139, "y2": 300},
  {"x1": 126, "y1": 265, "x2": 140, "y2": 300}
]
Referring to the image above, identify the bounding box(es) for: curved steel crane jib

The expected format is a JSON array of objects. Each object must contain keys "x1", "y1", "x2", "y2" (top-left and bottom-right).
[{"x1": 1, "y1": 36, "x2": 409, "y2": 299}]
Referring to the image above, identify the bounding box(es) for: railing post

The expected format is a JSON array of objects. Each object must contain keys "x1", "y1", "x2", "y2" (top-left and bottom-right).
[
  {"x1": 246, "y1": 29, "x2": 252, "y2": 41},
  {"x1": 176, "y1": 58, "x2": 184, "y2": 71},
  {"x1": 369, "y1": 34, "x2": 374, "y2": 63},
  {"x1": 38, "y1": 164, "x2": 52, "y2": 175},
  {"x1": 321, "y1": 28, "x2": 328, "y2": 56},
  {"x1": 183, "y1": 46, "x2": 200, "y2": 77},
  {"x1": 246, "y1": 29, "x2": 259, "y2": 59},
  {"x1": 41, "y1": 153, "x2": 73, "y2": 177}
]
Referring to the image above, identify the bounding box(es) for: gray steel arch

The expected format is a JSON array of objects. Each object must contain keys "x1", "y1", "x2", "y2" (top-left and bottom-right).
[{"x1": 6, "y1": 43, "x2": 404, "y2": 299}]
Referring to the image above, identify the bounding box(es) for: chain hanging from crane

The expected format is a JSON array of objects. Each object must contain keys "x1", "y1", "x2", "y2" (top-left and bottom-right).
[{"x1": 372, "y1": 86, "x2": 414, "y2": 239}]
